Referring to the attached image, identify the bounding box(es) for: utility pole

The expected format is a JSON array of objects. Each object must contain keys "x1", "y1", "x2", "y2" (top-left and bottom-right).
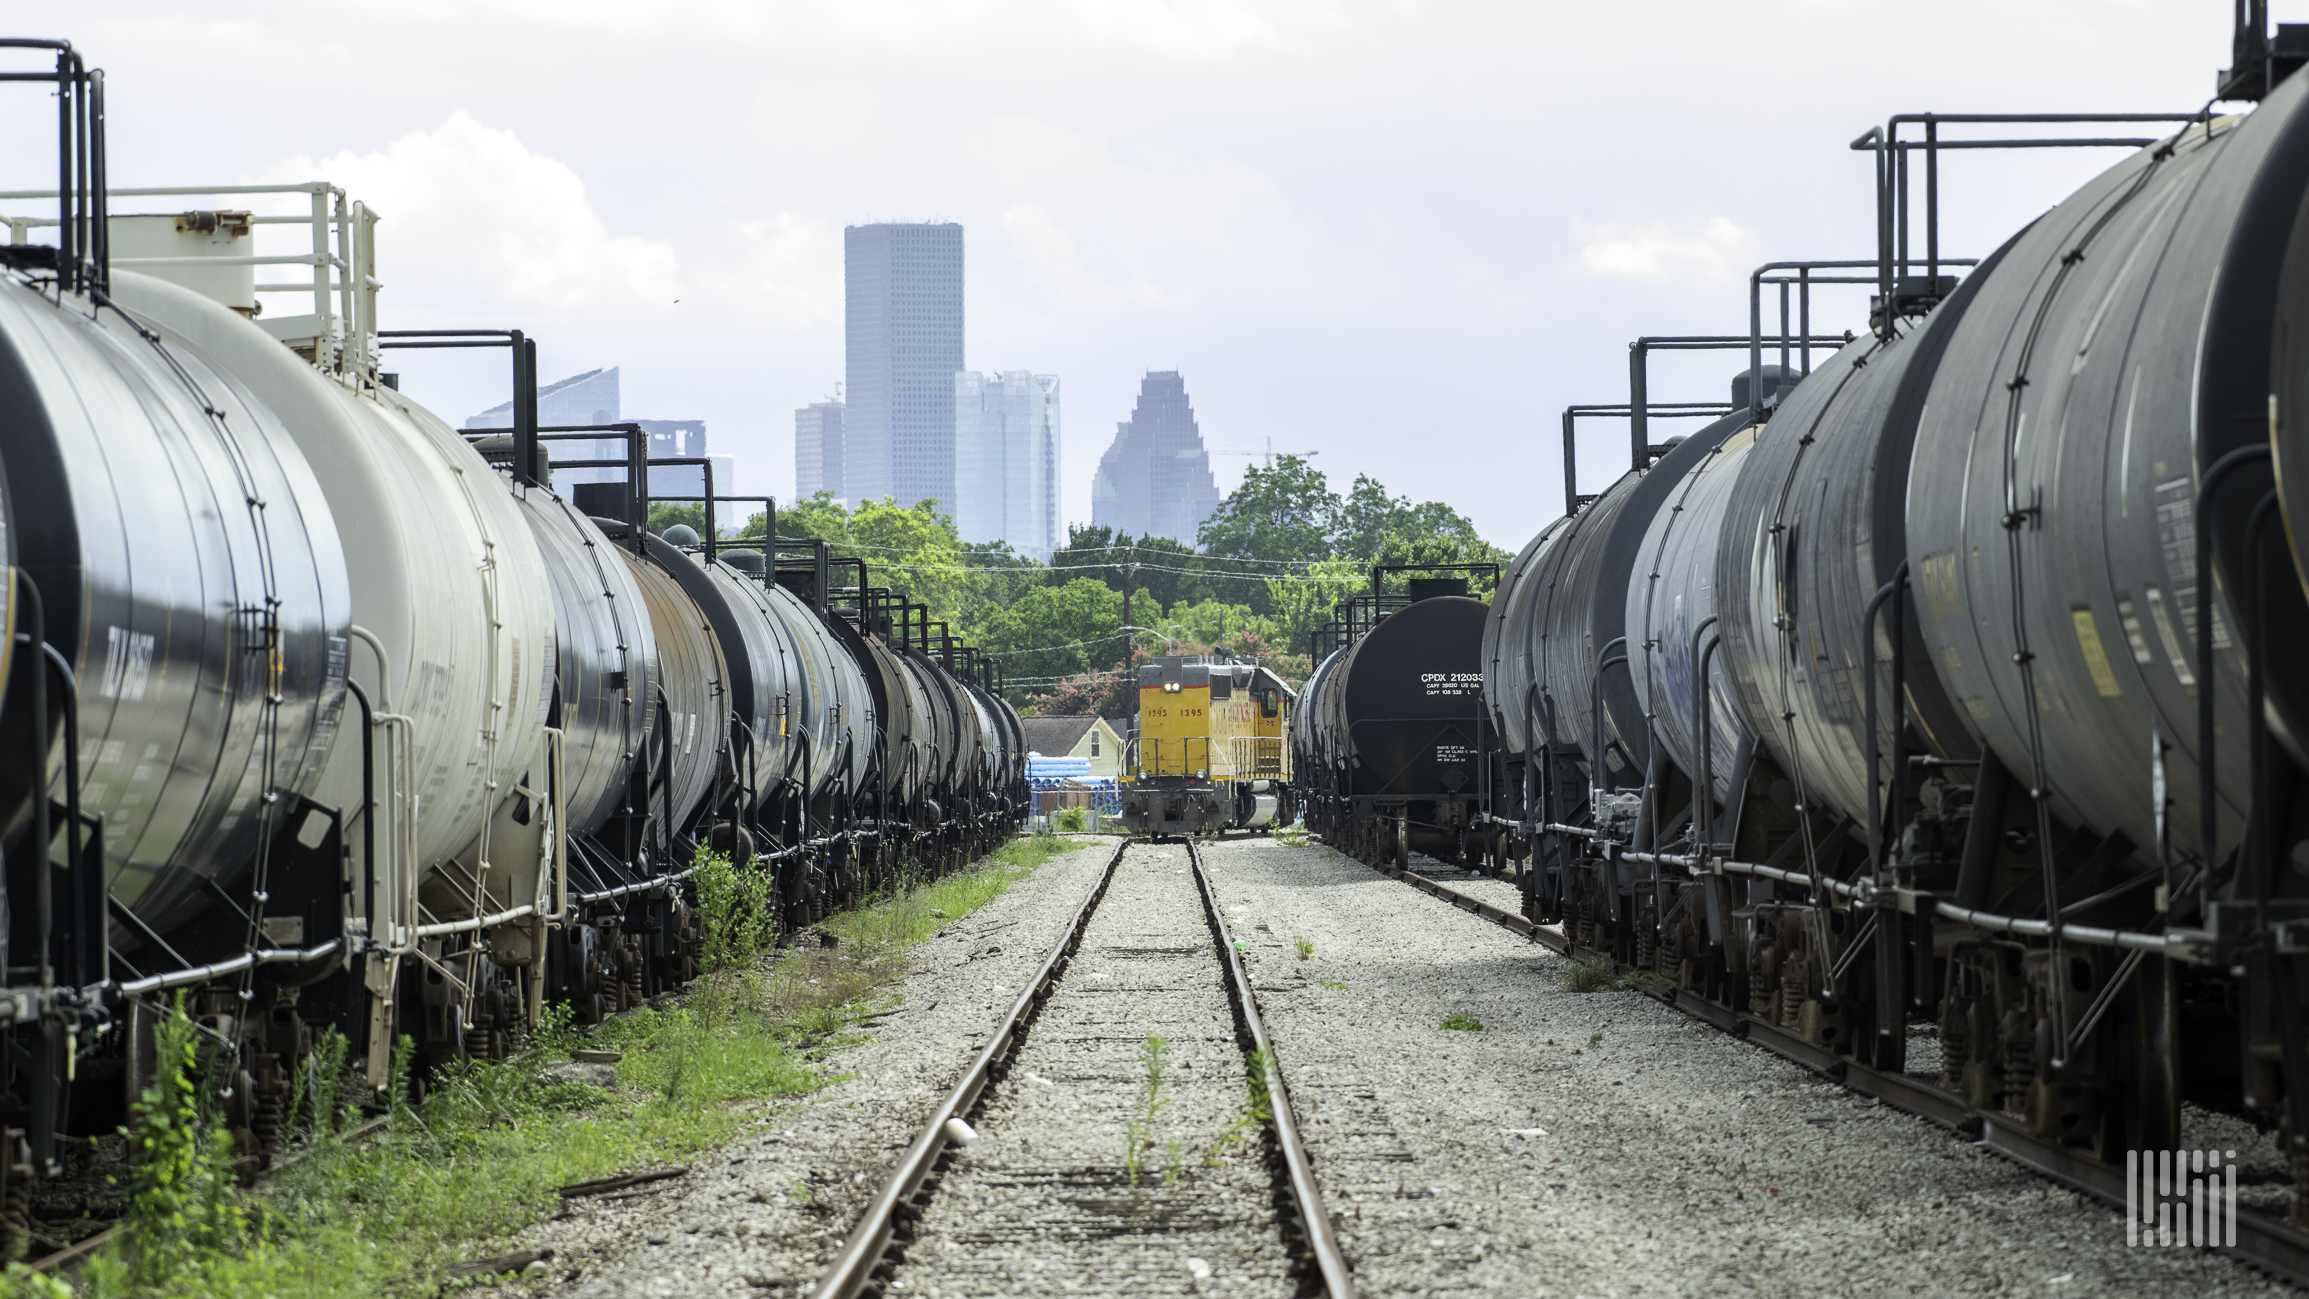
[{"x1": 1121, "y1": 561, "x2": 1136, "y2": 683}]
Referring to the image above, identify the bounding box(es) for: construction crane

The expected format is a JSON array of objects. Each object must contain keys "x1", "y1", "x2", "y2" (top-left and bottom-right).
[{"x1": 1210, "y1": 438, "x2": 1319, "y2": 468}]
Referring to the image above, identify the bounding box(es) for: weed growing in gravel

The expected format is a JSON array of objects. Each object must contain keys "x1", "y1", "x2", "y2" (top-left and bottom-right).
[
  {"x1": 1274, "y1": 822, "x2": 1308, "y2": 847},
  {"x1": 1622, "y1": 970, "x2": 1675, "y2": 996},
  {"x1": 1203, "y1": 1047, "x2": 1274, "y2": 1167},
  {"x1": 1317, "y1": 980, "x2": 1348, "y2": 991},
  {"x1": 1054, "y1": 806, "x2": 1088, "y2": 832},
  {"x1": 1564, "y1": 956, "x2": 1618, "y2": 993},
  {"x1": 1124, "y1": 1035, "x2": 1172, "y2": 1186},
  {"x1": 1587, "y1": 1031, "x2": 1605, "y2": 1049},
  {"x1": 821, "y1": 842, "x2": 1052, "y2": 952},
  {"x1": 1293, "y1": 936, "x2": 1314, "y2": 961},
  {"x1": 694, "y1": 846, "x2": 775, "y2": 975},
  {"x1": 1439, "y1": 1013, "x2": 1485, "y2": 1032}
]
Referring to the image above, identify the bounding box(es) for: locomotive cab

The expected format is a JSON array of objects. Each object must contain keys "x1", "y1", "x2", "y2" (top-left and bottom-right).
[{"x1": 1120, "y1": 654, "x2": 1294, "y2": 837}]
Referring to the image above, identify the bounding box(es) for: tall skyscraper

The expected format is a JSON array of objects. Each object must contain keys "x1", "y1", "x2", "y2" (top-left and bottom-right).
[
  {"x1": 1091, "y1": 371, "x2": 1221, "y2": 544},
  {"x1": 954, "y1": 372, "x2": 1060, "y2": 557},
  {"x1": 844, "y1": 222, "x2": 963, "y2": 512},
  {"x1": 795, "y1": 400, "x2": 845, "y2": 500}
]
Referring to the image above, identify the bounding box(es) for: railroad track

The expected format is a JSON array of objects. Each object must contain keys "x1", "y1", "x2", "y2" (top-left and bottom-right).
[
  {"x1": 1348, "y1": 846, "x2": 2309, "y2": 1289},
  {"x1": 810, "y1": 837, "x2": 1353, "y2": 1299}
]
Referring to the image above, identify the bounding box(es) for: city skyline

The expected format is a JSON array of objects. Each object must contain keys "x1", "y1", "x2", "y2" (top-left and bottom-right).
[{"x1": 145, "y1": 0, "x2": 2234, "y2": 547}]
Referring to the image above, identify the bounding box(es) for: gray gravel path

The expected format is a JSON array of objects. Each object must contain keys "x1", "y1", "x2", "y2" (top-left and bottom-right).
[
  {"x1": 1199, "y1": 835, "x2": 2287, "y2": 1298},
  {"x1": 496, "y1": 838, "x2": 1122, "y2": 1297},
  {"x1": 894, "y1": 839, "x2": 1291, "y2": 1297}
]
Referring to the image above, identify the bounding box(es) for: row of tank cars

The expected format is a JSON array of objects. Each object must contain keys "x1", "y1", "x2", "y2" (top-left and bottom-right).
[
  {"x1": 0, "y1": 40, "x2": 1025, "y2": 1237},
  {"x1": 1290, "y1": 24, "x2": 2309, "y2": 1221}
]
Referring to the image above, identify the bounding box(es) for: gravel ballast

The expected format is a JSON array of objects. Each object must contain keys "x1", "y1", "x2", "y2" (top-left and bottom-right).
[
  {"x1": 893, "y1": 839, "x2": 1292, "y2": 1297},
  {"x1": 1200, "y1": 835, "x2": 2287, "y2": 1297},
  {"x1": 499, "y1": 839, "x2": 1123, "y2": 1297}
]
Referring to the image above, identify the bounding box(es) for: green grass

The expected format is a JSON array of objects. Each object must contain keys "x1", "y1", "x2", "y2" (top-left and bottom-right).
[
  {"x1": 1563, "y1": 956, "x2": 1618, "y2": 994},
  {"x1": 25, "y1": 838, "x2": 1071, "y2": 1299},
  {"x1": 1439, "y1": 1012, "x2": 1485, "y2": 1032},
  {"x1": 1292, "y1": 936, "x2": 1314, "y2": 961}
]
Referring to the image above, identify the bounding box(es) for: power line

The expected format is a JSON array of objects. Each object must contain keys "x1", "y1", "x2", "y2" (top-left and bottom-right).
[
  {"x1": 747, "y1": 533, "x2": 1344, "y2": 570},
  {"x1": 865, "y1": 558, "x2": 1370, "y2": 585}
]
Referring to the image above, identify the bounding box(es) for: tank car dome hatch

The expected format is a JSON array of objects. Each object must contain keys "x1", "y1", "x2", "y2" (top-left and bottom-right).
[
  {"x1": 1729, "y1": 364, "x2": 1803, "y2": 411},
  {"x1": 720, "y1": 548, "x2": 767, "y2": 575},
  {"x1": 1405, "y1": 577, "x2": 1470, "y2": 601},
  {"x1": 471, "y1": 433, "x2": 552, "y2": 485},
  {"x1": 661, "y1": 523, "x2": 701, "y2": 548}
]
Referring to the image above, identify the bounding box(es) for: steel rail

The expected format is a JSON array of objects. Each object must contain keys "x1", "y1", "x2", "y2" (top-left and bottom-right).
[
  {"x1": 1187, "y1": 838, "x2": 1357, "y2": 1298},
  {"x1": 1347, "y1": 851, "x2": 2309, "y2": 1288},
  {"x1": 808, "y1": 839, "x2": 1126, "y2": 1299}
]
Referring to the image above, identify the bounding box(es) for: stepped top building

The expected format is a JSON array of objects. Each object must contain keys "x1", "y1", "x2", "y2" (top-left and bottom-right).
[
  {"x1": 1091, "y1": 371, "x2": 1220, "y2": 544},
  {"x1": 955, "y1": 371, "x2": 1060, "y2": 557},
  {"x1": 845, "y1": 222, "x2": 963, "y2": 512}
]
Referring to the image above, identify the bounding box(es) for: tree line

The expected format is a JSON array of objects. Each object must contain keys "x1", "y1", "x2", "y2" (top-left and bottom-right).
[{"x1": 645, "y1": 455, "x2": 1506, "y2": 717}]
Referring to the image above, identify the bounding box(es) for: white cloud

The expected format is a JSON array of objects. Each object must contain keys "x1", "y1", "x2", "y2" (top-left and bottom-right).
[
  {"x1": 262, "y1": 111, "x2": 680, "y2": 315},
  {"x1": 1001, "y1": 204, "x2": 1177, "y2": 310},
  {"x1": 725, "y1": 213, "x2": 843, "y2": 332},
  {"x1": 1574, "y1": 216, "x2": 1760, "y2": 285}
]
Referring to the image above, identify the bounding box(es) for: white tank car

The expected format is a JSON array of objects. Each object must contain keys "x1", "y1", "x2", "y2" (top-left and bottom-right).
[{"x1": 103, "y1": 273, "x2": 559, "y2": 1043}]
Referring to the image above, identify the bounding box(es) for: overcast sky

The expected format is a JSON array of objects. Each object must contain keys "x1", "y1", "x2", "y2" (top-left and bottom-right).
[{"x1": 8, "y1": 1, "x2": 2264, "y2": 548}]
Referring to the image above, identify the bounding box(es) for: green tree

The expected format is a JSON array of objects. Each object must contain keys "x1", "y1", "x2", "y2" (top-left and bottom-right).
[
  {"x1": 1161, "y1": 598, "x2": 1282, "y2": 652},
  {"x1": 1332, "y1": 473, "x2": 1407, "y2": 561},
  {"x1": 1267, "y1": 555, "x2": 1368, "y2": 658},
  {"x1": 980, "y1": 578, "x2": 1127, "y2": 695},
  {"x1": 1048, "y1": 525, "x2": 1230, "y2": 611},
  {"x1": 649, "y1": 502, "x2": 709, "y2": 536},
  {"x1": 1197, "y1": 455, "x2": 1336, "y2": 569},
  {"x1": 1373, "y1": 526, "x2": 1510, "y2": 600},
  {"x1": 768, "y1": 494, "x2": 976, "y2": 630}
]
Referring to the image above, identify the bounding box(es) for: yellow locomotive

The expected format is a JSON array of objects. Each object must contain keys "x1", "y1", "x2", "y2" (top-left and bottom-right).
[{"x1": 1121, "y1": 654, "x2": 1295, "y2": 836}]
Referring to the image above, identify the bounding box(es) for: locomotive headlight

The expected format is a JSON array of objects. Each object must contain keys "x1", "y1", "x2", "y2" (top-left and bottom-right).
[
  {"x1": 1163, "y1": 681, "x2": 1182, "y2": 693},
  {"x1": 1196, "y1": 768, "x2": 1207, "y2": 780}
]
